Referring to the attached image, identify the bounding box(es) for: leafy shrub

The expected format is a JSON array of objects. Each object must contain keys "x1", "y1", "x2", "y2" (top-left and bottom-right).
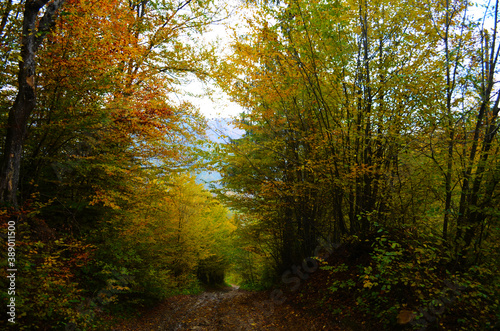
[
  {"x1": 319, "y1": 226, "x2": 500, "y2": 329},
  {"x1": 0, "y1": 227, "x2": 96, "y2": 330}
]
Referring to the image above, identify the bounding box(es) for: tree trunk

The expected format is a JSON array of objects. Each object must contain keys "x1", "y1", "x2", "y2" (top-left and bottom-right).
[{"x1": 0, "y1": 0, "x2": 64, "y2": 206}]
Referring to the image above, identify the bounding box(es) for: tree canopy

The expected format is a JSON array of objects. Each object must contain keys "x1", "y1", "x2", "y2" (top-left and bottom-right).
[{"x1": 0, "y1": 0, "x2": 499, "y2": 329}]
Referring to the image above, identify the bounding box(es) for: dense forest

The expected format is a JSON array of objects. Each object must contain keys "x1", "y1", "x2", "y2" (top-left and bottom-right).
[{"x1": 0, "y1": 0, "x2": 499, "y2": 330}]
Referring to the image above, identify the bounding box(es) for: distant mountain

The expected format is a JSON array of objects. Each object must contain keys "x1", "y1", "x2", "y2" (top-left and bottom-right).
[
  {"x1": 205, "y1": 117, "x2": 245, "y2": 143},
  {"x1": 196, "y1": 170, "x2": 222, "y2": 187},
  {"x1": 195, "y1": 118, "x2": 244, "y2": 188}
]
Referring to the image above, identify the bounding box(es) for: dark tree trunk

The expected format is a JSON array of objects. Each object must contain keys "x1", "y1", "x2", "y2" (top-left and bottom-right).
[{"x1": 0, "y1": 0, "x2": 64, "y2": 206}]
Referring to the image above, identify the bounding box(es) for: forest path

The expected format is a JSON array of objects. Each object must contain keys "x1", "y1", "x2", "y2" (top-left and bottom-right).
[{"x1": 115, "y1": 285, "x2": 343, "y2": 330}]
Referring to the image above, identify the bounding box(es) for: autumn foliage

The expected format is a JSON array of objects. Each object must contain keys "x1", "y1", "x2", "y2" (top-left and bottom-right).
[
  {"x1": 214, "y1": 0, "x2": 500, "y2": 328},
  {"x1": 0, "y1": 0, "x2": 234, "y2": 329},
  {"x1": 0, "y1": 0, "x2": 499, "y2": 330}
]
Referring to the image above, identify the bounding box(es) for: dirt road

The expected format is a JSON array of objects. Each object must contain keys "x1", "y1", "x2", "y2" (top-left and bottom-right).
[{"x1": 116, "y1": 285, "x2": 344, "y2": 330}]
